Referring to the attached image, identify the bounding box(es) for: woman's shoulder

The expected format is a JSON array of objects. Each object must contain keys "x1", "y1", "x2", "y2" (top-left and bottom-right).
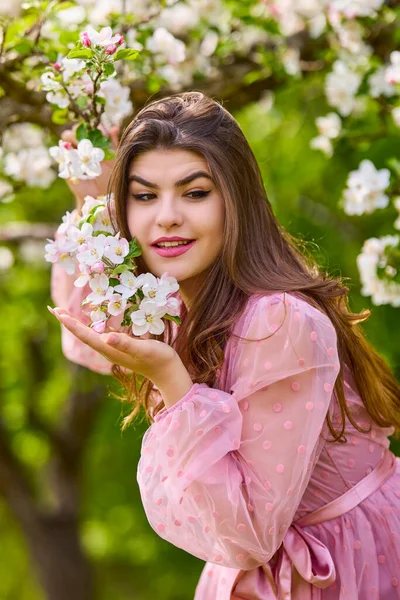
[{"x1": 239, "y1": 291, "x2": 336, "y2": 335}]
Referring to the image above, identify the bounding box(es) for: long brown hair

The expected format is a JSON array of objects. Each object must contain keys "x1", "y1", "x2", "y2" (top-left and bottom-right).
[{"x1": 107, "y1": 91, "x2": 400, "y2": 442}]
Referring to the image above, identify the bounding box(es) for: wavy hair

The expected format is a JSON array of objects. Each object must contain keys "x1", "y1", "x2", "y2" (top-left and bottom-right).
[{"x1": 107, "y1": 91, "x2": 400, "y2": 443}]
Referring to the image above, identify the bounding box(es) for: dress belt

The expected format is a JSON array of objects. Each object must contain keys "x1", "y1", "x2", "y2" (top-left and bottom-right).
[{"x1": 229, "y1": 449, "x2": 397, "y2": 600}]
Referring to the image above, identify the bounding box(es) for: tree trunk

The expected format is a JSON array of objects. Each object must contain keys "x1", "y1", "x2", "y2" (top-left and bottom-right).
[{"x1": 25, "y1": 512, "x2": 95, "y2": 600}]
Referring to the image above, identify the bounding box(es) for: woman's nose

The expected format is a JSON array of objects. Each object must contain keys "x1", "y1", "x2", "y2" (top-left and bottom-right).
[{"x1": 155, "y1": 198, "x2": 184, "y2": 228}]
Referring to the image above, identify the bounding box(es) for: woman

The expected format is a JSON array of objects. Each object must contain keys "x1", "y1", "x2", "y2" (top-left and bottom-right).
[{"x1": 49, "y1": 92, "x2": 400, "y2": 599}]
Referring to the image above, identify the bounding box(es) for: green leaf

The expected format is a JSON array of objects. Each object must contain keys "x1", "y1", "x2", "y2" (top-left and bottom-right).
[
  {"x1": 387, "y1": 157, "x2": 400, "y2": 177},
  {"x1": 126, "y1": 238, "x2": 142, "y2": 258},
  {"x1": 163, "y1": 314, "x2": 181, "y2": 326},
  {"x1": 112, "y1": 264, "x2": 130, "y2": 275},
  {"x1": 103, "y1": 63, "x2": 115, "y2": 77},
  {"x1": 76, "y1": 96, "x2": 88, "y2": 109},
  {"x1": 114, "y1": 48, "x2": 139, "y2": 61},
  {"x1": 88, "y1": 128, "x2": 110, "y2": 149},
  {"x1": 51, "y1": 108, "x2": 69, "y2": 124},
  {"x1": 108, "y1": 278, "x2": 120, "y2": 287},
  {"x1": 76, "y1": 123, "x2": 89, "y2": 141},
  {"x1": 92, "y1": 230, "x2": 114, "y2": 237},
  {"x1": 9, "y1": 41, "x2": 33, "y2": 55},
  {"x1": 67, "y1": 48, "x2": 93, "y2": 60}
]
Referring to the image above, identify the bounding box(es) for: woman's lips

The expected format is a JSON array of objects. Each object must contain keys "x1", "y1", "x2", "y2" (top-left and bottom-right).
[{"x1": 151, "y1": 240, "x2": 196, "y2": 257}]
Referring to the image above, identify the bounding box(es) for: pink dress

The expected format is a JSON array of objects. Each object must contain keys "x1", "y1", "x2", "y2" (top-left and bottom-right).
[{"x1": 51, "y1": 263, "x2": 400, "y2": 599}]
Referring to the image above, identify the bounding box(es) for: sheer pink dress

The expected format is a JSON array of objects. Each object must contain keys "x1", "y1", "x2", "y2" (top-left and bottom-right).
[{"x1": 52, "y1": 262, "x2": 400, "y2": 599}]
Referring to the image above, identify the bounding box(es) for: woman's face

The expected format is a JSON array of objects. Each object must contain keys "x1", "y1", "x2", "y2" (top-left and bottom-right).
[{"x1": 126, "y1": 148, "x2": 225, "y2": 307}]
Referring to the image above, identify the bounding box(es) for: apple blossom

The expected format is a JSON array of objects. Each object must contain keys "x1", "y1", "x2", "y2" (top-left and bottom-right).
[
  {"x1": 107, "y1": 293, "x2": 127, "y2": 316},
  {"x1": 114, "y1": 271, "x2": 140, "y2": 299},
  {"x1": 103, "y1": 236, "x2": 129, "y2": 264},
  {"x1": 342, "y1": 160, "x2": 390, "y2": 215},
  {"x1": 130, "y1": 299, "x2": 168, "y2": 336}
]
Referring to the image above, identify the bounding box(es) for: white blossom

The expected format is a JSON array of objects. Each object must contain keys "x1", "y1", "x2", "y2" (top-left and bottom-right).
[
  {"x1": 67, "y1": 222, "x2": 94, "y2": 246},
  {"x1": 342, "y1": 159, "x2": 390, "y2": 215},
  {"x1": 4, "y1": 147, "x2": 56, "y2": 188},
  {"x1": 368, "y1": 66, "x2": 396, "y2": 98},
  {"x1": 74, "y1": 262, "x2": 91, "y2": 288},
  {"x1": 164, "y1": 296, "x2": 180, "y2": 316},
  {"x1": 316, "y1": 112, "x2": 342, "y2": 138},
  {"x1": 55, "y1": 5, "x2": 86, "y2": 28},
  {"x1": 92, "y1": 205, "x2": 116, "y2": 234},
  {"x1": 325, "y1": 60, "x2": 362, "y2": 116},
  {"x1": 357, "y1": 236, "x2": 400, "y2": 307},
  {"x1": 103, "y1": 235, "x2": 129, "y2": 264},
  {"x1": 130, "y1": 298, "x2": 168, "y2": 336},
  {"x1": 90, "y1": 308, "x2": 107, "y2": 322},
  {"x1": 76, "y1": 139, "x2": 105, "y2": 179},
  {"x1": 98, "y1": 79, "x2": 133, "y2": 127},
  {"x1": 282, "y1": 48, "x2": 301, "y2": 77},
  {"x1": 61, "y1": 57, "x2": 85, "y2": 82},
  {"x1": 3, "y1": 123, "x2": 45, "y2": 152},
  {"x1": 0, "y1": 246, "x2": 14, "y2": 271},
  {"x1": 107, "y1": 293, "x2": 127, "y2": 316},
  {"x1": 82, "y1": 194, "x2": 107, "y2": 217},
  {"x1": 86, "y1": 273, "x2": 113, "y2": 305},
  {"x1": 57, "y1": 209, "x2": 81, "y2": 236},
  {"x1": 329, "y1": 0, "x2": 384, "y2": 18},
  {"x1": 0, "y1": 0, "x2": 22, "y2": 18},
  {"x1": 77, "y1": 234, "x2": 108, "y2": 266},
  {"x1": 146, "y1": 27, "x2": 186, "y2": 64},
  {"x1": 41, "y1": 72, "x2": 62, "y2": 92},
  {"x1": 158, "y1": 272, "x2": 180, "y2": 294},
  {"x1": 138, "y1": 273, "x2": 170, "y2": 305},
  {"x1": 385, "y1": 51, "x2": 400, "y2": 85},
  {"x1": 114, "y1": 271, "x2": 140, "y2": 298},
  {"x1": 335, "y1": 21, "x2": 365, "y2": 54},
  {"x1": 392, "y1": 107, "x2": 400, "y2": 128},
  {"x1": 85, "y1": 25, "x2": 122, "y2": 47},
  {"x1": 310, "y1": 135, "x2": 333, "y2": 157},
  {"x1": 157, "y1": 3, "x2": 199, "y2": 36},
  {"x1": 200, "y1": 31, "x2": 219, "y2": 57}
]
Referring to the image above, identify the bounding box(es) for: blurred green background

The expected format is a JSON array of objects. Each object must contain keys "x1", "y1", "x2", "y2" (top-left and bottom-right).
[{"x1": 1, "y1": 73, "x2": 399, "y2": 600}]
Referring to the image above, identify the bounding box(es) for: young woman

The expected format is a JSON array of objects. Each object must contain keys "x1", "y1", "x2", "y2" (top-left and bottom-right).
[{"x1": 49, "y1": 92, "x2": 400, "y2": 599}]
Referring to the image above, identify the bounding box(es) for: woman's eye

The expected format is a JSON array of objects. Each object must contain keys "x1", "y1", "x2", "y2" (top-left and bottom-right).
[
  {"x1": 131, "y1": 190, "x2": 211, "y2": 201},
  {"x1": 131, "y1": 193, "x2": 155, "y2": 201}
]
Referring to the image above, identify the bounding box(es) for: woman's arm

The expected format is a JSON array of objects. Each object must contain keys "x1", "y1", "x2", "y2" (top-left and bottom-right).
[{"x1": 136, "y1": 293, "x2": 340, "y2": 568}]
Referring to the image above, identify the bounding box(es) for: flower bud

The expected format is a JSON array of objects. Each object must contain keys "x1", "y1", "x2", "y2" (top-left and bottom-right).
[
  {"x1": 81, "y1": 32, "x2": 91, "y2": 47},
  {"x1": 53, "y1": 62, "x2": 61, "y2": 70},
  {"x1": 91, "y1": 261, "x2": 105, "y2": 273},
  {"x1": 92, "y1": 320, "x2": 106, "y2": 333},
  {"x1": 115, "y1": 34, "x2": 124, "y2": 46},
  {"x1": 62, "y1": 141, "x2": 72, "y2": 150},
  {"x1": 105, "y1": 43, "x2": 117, "y2": 55}
]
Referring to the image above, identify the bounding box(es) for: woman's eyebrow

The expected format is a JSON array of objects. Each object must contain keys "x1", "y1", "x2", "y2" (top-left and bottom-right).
[{"x1": 128, "y1": 170, "x2": 214, "y2": 189}]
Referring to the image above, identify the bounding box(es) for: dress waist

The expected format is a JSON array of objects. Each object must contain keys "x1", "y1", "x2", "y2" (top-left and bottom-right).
[{"x1": 230, "y1": 448, "x2": 397, "y2": 600}]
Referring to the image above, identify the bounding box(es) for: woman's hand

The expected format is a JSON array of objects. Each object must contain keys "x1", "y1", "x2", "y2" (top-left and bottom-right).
[
  {"x1": 61, "y1": 124, "x2": 119, "y2": 211},
  {"x1": 48, "y1": 306, "x2": 194, "y2": 405}
]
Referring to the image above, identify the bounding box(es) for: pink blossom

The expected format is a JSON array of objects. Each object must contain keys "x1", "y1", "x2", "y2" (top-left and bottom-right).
[
  {"x1": 62, "y1": 141, "x2": 72, "y2": 150},
  {"x1": 92, "y1": 320, "x2": 106, "y2": 333},
  {"x1": 81, "y1": 32, "x2": 91, "y2": 48},
  {"x1": 91, "y1": 261, "x2": 105, "y2": 273},
  {"x1": 115, "y1": 34, "x2": 124, "y2": 46},
  {"x1": 53, "y1": 62, "x2": 61, "y2": 70},
  {"x1": 105, "y1": 44, "x2": 117, "y2": 55}
]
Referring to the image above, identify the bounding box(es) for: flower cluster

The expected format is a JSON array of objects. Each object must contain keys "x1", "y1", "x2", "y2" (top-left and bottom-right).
[
  {"x1": 49, "y1": 139, "x2": 104, "y2": 180},
  {"x1": 44, "y1": 194, "x2": 181, "y2": 336},
  {"x1": 341, "y1": 159, "x2": 390, "y2": 216},
  {"x1": 357, "y1": 235, "x2": 400, "y2": 307}
]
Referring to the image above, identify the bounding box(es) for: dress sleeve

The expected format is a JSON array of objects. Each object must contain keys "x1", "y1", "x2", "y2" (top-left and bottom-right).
[
  {"x1": 51, "y1": 261, "x2": 112, "y2": 374},
  {"x1": 136, "y1": 293, "x2": 340, "y2": 569}
]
